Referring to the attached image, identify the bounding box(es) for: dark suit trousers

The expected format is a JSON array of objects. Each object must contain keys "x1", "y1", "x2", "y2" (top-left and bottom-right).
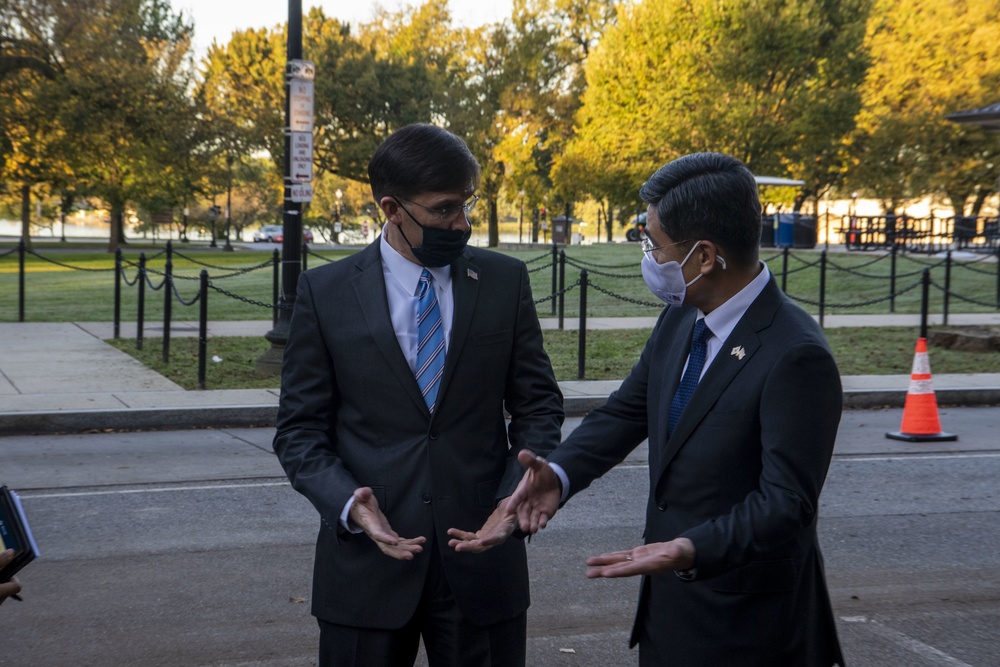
[{"x1": 318, "y1": 544, "x2": 526, "y2": 667}]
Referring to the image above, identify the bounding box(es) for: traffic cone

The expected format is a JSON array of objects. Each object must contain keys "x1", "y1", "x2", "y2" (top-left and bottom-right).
[{"x1": 886, "y1": 337, "x2": 957, "y2": 442}]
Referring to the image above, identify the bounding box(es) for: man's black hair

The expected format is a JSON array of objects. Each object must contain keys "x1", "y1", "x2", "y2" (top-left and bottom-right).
[
  {"x1": 368, "y1": 124, "x2": 481, "y2": 202},
  {"x1": 639, "y1": 153, "x2": 761, "y2": 267}
]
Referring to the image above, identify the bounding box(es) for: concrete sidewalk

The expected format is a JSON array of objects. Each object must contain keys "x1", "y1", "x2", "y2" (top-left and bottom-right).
[{"x1": 2, "y1": 314, "x2": 999, "y2": 435}]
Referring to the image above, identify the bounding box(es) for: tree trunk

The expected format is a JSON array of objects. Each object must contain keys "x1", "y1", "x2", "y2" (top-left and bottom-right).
[
  {"x1": 970, "y1": 189, "x2": 990, "y2": 217},
  {"x1": 946, "y1": 192, "x2": 968, "y2": 217},
  {"x1": 488, "y1": 197, "x2": 499, "y2": 247},
  {"x1": 605, "y1": 204, "x2": 613, "y2": 242},
  {"x1": 20, "y1": 183, "x2": 32, "y2": 250},
  {"x1": 107, "y1": 203, "x2": 127, "y2": 253}
]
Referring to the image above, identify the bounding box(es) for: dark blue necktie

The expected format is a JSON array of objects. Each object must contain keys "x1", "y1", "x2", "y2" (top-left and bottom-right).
[
  {"x1": 668, "y1": 319, "x2": 711, "y2": 435},
  {"x1": 415, "y1": 269, "x2": 445, "y2": 412}
]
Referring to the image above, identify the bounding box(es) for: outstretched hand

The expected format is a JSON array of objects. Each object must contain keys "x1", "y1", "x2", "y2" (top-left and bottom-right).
[
  {"x1": 584, "y1": 538, "x2": 695, "y2": 579},
  {"x1": 507, "y1": 449, "x2": 562, "y2": 535},
  {"x1": 349, "y1": 487, "x2": 425, "y2": 561},
  {"x1": 446, "y1": 497, "x2": 518, "y2": 553},
  {"x1": 0, "y1": 549, "x2": 22, "y2": 605}
]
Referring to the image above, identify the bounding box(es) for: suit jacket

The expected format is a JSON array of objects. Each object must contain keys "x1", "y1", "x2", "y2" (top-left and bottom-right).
[
  {"x1": 547, "y1": 277, "x2": 844, "y2": 666},
  {"x1": 273, "y1": 241, "x2": 564, "y2": 629}
]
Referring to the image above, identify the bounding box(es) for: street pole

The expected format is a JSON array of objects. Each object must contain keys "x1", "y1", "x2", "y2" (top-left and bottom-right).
[
  {"x1": 257, "y1": 0, "x2": 304, "y2": 374},
  {"x1": 224, "y1": 154, "x2": 234, "y2": 252}
]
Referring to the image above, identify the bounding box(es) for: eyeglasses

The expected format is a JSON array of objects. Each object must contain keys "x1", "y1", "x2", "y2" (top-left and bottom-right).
[
  {"x1": 396, "y1": 195, "x2": 480, "y2": 223},
  {"x1": 641, "y1": 235, "x2": 691, "y2": 256}
]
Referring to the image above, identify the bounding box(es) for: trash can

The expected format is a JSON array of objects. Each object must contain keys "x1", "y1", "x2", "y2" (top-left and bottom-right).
[
  {"x1": 777, "y1": 213, "x2": 795, "y2": 248},
  {"x1": 777, "y1": 213, "x2": 817, "y2": 249},
  {"x1": 760, "y1": 215, "x2": 775, "y2": 247}
]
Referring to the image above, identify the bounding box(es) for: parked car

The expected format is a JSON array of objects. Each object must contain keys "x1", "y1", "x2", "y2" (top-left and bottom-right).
[
  {"x1": 253, "y1": 225, "x2": 314, "y2": 244},
  {"x1": 253, "y1": 225, "x2": 283, "y2": 243}
]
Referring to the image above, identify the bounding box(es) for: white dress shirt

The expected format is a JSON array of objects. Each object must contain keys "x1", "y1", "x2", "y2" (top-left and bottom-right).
[{"x1": 340, "y1": 228, "x2": 456, "y2": 529}]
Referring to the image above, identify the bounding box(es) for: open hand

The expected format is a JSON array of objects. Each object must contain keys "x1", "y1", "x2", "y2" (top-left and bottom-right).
[
  {"x1": 349, "y1": 487, "x2": 425, "y2": 560},
  {"x1": 0, "y1": 549, "x2": 22, "y2": 604},
  {"x1": 585, "y1": 538, "x2": 695, "y2": 579},
  {"x1": 446, "y1": 497, "x2": 518, "y2": 553},
  {"x1": 507, "y1": 449, "x2": 562, "y2": 535}
]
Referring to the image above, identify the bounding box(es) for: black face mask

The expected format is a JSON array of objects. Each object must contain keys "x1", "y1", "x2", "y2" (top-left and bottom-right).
[{"x1": 395, "y1": 200, "x2": 471, "y2": 268}]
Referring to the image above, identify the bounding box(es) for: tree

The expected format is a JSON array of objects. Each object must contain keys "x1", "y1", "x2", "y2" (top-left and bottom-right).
[
  {"x1": 563, "y1": 0, "x2": 870, "y2": 217},
  {"x1": 847, "y1": 0, "x2": 1000, "y2": 215}
]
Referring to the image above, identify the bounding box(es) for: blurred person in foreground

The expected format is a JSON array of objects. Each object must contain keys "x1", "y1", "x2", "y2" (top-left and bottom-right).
[
  {"x1": 273, "y1": 123, "x2": 563, "y2": 666},
  {"x1": 0, "y1": 549, "x2": 22, "y2": 605},
  {"x1": 467, "y1": 152, "x2": 845, "y2": 666}
]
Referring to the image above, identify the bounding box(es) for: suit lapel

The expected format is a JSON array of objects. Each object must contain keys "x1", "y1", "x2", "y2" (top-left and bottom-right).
[
  {"x1": 350, "y1": 243, "x2": 427, "y2": 413},
  {"x1": 436, "y1": 250, "x2": 480, "y2": 412},
  {"x1": 655, "y1": 279, "x2": 784, "y2": 481}
]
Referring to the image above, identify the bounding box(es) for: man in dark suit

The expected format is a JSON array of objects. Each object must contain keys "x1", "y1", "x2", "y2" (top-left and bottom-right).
[
  {"x1": 273, "y1": 124, "x2": 563, "y2": 666},
  {"x1": 504, "y1": 153, "x2": 845, "y2": 665}
]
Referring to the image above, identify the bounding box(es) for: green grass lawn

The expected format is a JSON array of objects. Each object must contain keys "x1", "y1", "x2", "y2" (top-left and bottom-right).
[
  {"x1": 3, "y1": 241, "x2": 998, "y2": 322},
  {"x1": 108, "y1": 326, "x2": 997, "y2": 390},
  {"x1": 6, "y1": 239, "x2": 997, "y2": 389}
]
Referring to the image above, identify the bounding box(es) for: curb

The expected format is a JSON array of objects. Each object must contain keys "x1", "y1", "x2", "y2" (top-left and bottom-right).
[{"x1": 2, "y1": 389, "x2": 998, "y2": 436}]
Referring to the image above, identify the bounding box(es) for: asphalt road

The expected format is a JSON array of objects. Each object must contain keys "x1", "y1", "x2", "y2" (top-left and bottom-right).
[{"x1": 1, "y1": 406, "x2": 998, "y2": 666}]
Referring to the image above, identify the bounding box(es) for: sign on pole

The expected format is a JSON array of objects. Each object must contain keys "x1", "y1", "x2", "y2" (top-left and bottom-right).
[
  {"x1": 290, "y1": 184, "x2": 314, "y2": 202},
  {"x1": 290, "y1": 80, "x2": 314, "y2": 133},
  {"x1": 287, "y1": 59, "x2": 315, "y2": 202},
  {"x1": 290, "y1": 132, "x2": 313, "y2": 183}
]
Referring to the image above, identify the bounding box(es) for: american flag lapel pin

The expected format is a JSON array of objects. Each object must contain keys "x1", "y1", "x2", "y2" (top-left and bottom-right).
[
  {"x1": 731, "y1": 345, "x2": 746, "y2": 360},
  {"x1": 467, "y1": 268, "x2": 479, "y2": 280}
]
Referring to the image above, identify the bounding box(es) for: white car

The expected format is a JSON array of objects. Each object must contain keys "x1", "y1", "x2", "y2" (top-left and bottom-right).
[{"x1": 253, "y1": 225, "x2": 283, "y2": 243}]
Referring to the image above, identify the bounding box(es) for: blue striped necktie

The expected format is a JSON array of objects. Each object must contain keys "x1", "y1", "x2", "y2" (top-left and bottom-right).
[
  {"x1": 668, "y1": 319, "x2": 711, "y2": 435},
  {"x1": 415, "y1": 269, "x2": 445, "y2": 412}
]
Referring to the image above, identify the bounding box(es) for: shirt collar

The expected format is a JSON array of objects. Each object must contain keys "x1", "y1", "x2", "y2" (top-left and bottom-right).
[
  {"x1": 700, "y1": 261, "x2": 771, "y2": 343},
  {"x1": 380, "y1": 226, "x2": 452, "y2": 295}
]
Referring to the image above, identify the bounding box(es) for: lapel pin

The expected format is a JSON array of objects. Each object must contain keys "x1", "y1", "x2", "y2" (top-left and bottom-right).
[
  {"x1": 731, "y1": 346, "x2": 746, "y2": 360},
  {"x1": 467, "y1": 268, "x2": 479, "y2": 280}
]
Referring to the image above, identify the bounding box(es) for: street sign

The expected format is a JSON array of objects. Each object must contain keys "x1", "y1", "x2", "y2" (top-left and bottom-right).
[
  {"x1": 290, "y1": 131, "x2": 313, "y2": 183},
  {"x1": 289, "y1": 59, "x2": 315, "y2": 81},
  {"x1": 289, "y1": 184, "x2": 313, "y2": 203},
  {"x1": 290, "y1": 80, "x2": 314, "y2": 133}
]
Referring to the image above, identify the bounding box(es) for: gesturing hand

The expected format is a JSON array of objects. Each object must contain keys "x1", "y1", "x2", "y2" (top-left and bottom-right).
[
  {"x1": 446, "y1": 497, "x2": 518, "y2": 554},
  {"x1": 507, "y1": 449, "x2": 562, "y2": 535},
  {"x1": 349, "y1": 487, "x2": 425, "y2": 561},
  {"x1": 584, "y1": 538, "x2": 695, "y2": 579}
]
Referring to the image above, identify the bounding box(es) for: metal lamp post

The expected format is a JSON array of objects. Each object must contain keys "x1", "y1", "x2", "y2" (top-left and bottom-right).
[
  {"x1": 335, "y1": 188, "x2": 342, "y2": 244},
  {"x1": 256, "y1": 0, "x2": 307, "y2": 374},
  {"x1": 223, "y1": 154, "x2": 234, "y2": 251}
]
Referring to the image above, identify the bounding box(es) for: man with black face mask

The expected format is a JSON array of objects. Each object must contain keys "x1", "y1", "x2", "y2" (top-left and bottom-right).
[{"x1": 273, "y1": 123, "x2": 564, "y2": 667}]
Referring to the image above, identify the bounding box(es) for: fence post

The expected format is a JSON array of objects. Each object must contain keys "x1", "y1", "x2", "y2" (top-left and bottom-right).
[
  {"x1": 943, "y1": 250, "x2": 952, "y2": 326},
  {"x1": 920, "y1": 268, "x2": 930, "y2": 339},
  {"x1": 269, "y1": 248, "x2": 281, "y2": 328},
  {"x1": 17, "y1": 239, "x2": 25, "y2": 322},
  {"x1": 578, "y1": 269, "x2": 588, "y2": 380},
  {"x1": 198, "y1": 269, "x2": 208, "y2": 390},
  {"x1": 137, "y1": 252, "x2": 146, "y2": 350},
  {"x1": 886, "y1": 246, "x2": 896, "y2": 313},
  {"x1": 781, "y1": 246, "x2": 789, "y2": 292},
  {"x1": 550, "y1": 242, "x2": 558, "y2": 315},
  {"x1": 558, "y1": 250, "x2": 566, "y2": 330},
  {"x1": 819, "y1": 250, "x2": 827, "y2": 329},
  {"x1": 114, "y1": 248, "x2": 122, "y2": 339},
  {"x1": 162, "y1": 250, "x2": 173, "y2": 364}
]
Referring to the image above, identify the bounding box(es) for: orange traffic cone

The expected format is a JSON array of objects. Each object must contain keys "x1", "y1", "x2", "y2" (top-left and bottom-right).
[{"x1": 886, "y1": 337, "x2": 957, "y2": 442}]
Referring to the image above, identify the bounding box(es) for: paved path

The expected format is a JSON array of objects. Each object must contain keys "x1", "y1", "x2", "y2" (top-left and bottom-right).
[{"x1": 1, "y1": 314, "x2": 999, "y2": 434}]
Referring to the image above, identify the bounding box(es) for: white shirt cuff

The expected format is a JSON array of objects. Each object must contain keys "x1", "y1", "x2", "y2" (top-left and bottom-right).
[
  {"x1": 548, "y1": 462, "x2": 571, "y2": 504},
  {"x1": 340, "y1": 495, "x2": 364, "y2": 534}
]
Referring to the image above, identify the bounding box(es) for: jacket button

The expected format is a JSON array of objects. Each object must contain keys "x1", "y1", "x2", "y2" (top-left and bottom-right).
[
  {"x1": 422, "y1": 493, "x2": 432, "y2": 504},
  {"x1": 429, "y1": 432, "x2": 438, "y2": 440},
  {"x1": 656, "y1": 500, "x2": 667, "y2": 511}
]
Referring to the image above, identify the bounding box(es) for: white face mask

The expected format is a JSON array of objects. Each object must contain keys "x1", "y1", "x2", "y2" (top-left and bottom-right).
[{"x1": 641, "y1": 241, "x2": 726, "y2": 305}]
